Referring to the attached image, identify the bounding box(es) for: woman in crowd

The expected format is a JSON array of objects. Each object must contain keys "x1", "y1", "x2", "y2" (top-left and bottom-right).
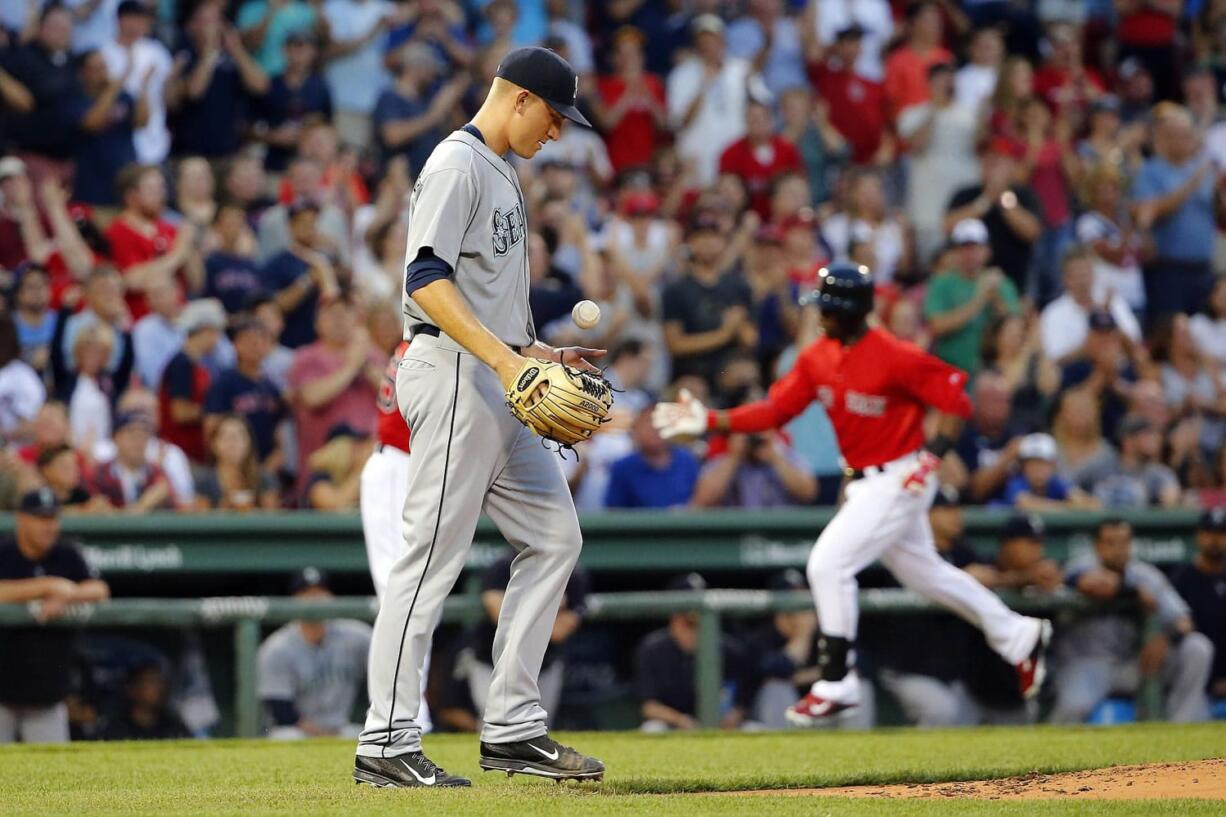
[
  {"x1": 303, "y1": 425, "x2": 371, "y2": 511},
  {"x1": 1190, "y1": 276, "x2": 1226, "y2": 368},
  {"x1": 1051, "y1": 387, "x2": 1119, "y2": 492},
  {"x1": 1149, "y1": 314, "x2": 1225, "y2": 457},
  {"x1": 67, "y1": 322, "x2": 116, "y2": 460},
  {"x1": 981, "y1": 313, "x2": 1059, "y2": 431},
  {"x1": 194, "y1": 414, "x2": 280, "y2": 511},
  {"x1": 821, "y1": 167, "x2": 912, "y2": 284},
  {"x1": 1075, "y1": 162, "x2": 1148, "y2": 318},
  {"x1": 898, "y1": 61, "x2": 980, "y2": 264}
]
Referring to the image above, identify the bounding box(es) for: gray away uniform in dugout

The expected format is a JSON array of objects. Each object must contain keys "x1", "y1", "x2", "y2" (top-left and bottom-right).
[{"x1": 357, "y1": 129, "x2": 583, "y2": 757}]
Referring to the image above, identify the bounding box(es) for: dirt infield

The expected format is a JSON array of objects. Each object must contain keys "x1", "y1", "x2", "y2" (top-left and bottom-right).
[{"x1": 729, "y1": 759, "x2": 1226, "y2": 800}]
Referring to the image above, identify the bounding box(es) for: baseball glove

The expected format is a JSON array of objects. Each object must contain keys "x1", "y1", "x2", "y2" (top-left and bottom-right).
[{"x1": 505, "y1": 358, "x2": 614, "y2": 447}]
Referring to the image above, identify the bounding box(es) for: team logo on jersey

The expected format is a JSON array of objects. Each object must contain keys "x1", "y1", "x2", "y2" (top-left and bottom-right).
[
  {"x1": 492, "y1": 205, "x2": 526, "y2": 256},
  {"x1": 845, "y1": 391, "x2": 887, "y2": 417},
  {"x1": 817, "y1": 386, "x2": 834, "y2": 408}
]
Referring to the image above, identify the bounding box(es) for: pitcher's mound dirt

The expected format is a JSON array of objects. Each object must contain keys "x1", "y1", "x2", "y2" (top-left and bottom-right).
[{"x1": 730, "y1": 759, "x2": 1226, "y2": 800}]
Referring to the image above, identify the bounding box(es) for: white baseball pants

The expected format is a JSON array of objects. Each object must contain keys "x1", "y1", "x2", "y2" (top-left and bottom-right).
[{"x1": 806, "y1": 454, "x2": 1039, "y2": 666}]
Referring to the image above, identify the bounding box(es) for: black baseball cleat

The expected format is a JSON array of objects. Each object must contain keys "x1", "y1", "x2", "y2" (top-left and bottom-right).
[
  {"x1": 353, "y1": 752, "x2": 471, "y2": 788},
  {"x1": 478, "y1": 735, "x2": 605, "y2": 781}
]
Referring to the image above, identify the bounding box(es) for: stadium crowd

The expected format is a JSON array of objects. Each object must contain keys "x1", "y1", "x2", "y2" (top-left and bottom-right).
[
  {"x1": 0, "y1": 0, "x2": 1223, "y2": 513},
  {"x1": 1, "y1": 0, "x2": 1226, "y2": 740}
]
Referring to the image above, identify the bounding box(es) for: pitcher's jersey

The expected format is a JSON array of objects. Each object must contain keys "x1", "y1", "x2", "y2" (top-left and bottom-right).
[
  {"x1": 376, "y1": 341, "x2": 411, "y2": 453},
  {"x1": 724, "y1": 328, "x2": 972, "y2": 468},
  {"x1": 401, "y1": 129, "x2": 536, "y2": 346}
]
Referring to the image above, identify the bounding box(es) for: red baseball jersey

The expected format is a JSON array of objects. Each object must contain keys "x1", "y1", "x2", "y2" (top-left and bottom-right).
[
  {"x1": 717, "y1": 328, "x2": 971, "y2": 469},
  {"x1": 375, "y1": 341, "x2": 411, "y2": 453}
]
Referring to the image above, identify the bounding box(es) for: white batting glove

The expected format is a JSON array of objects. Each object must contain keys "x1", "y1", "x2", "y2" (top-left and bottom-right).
[{"x1": 652, "y1": 388, "x2": 708, "y2": 439}]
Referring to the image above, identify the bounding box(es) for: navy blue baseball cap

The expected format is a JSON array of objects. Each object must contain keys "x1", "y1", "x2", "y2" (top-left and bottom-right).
[
  {"x1": 1001, "y1": 514, "x2": 1045, "y2": 542},
  {"x1": 1200, "y1": 507, "x2": 1226, "y2": 533},
  {"x1": 289, "y1": 566, "x2": 330, "y2": 595},
  {"x1": 495, "y1": 47, "x2": 591, "y2": 127},
  {"x1": 18, "y1": 487, "x2": 60, "y2": 518}
]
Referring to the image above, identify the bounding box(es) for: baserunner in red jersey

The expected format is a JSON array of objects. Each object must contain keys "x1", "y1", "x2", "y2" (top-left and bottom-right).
[{"x1": 653, "y1": 262, "x2": 1051, "y2": 724}]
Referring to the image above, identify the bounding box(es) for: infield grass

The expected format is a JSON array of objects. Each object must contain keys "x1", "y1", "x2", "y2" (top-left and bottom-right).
[{"x1": 1, "y1": 723, "x2": 1223, "y2": 816}]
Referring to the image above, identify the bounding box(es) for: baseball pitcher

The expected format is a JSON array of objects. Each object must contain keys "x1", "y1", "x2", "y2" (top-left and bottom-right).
[{"x1": 354, "y1": 47, "x2": 610, "y2": 788}]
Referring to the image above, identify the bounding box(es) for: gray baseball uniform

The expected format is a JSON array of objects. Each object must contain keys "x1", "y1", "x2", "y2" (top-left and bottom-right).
[
  {"x1": 357, "y1": 128, "x2": 583, "y2": 758},
  {"x1": 258, "y1": 620, "x2": 372, "y2": 733}
]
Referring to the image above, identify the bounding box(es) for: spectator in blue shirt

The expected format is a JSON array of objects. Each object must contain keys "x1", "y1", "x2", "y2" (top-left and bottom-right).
[
  {"x1": 203, "y1": 202, "x2": 262, "y2": 315},
  {"x1": 385, "y1": 0, "x2": 474, "y2": 70},
  {"x1": 1131, "y1": 105, "x2": 1216, "y2": 321},
  {"x1": 251, "y1": 31, "x2": 332, "y2": 173},
  {"x1": 70, "y1": 49, "x2": 146, "y2": 206},
  {"x1": 605, "y1": 406, "x2": 700, "y2": 509},
  {"x1": 203, "y1": 317, "x2": 285, "y2": 465},
  {"x1": 172, "y1": 2, "x2": 270, "y2": 159},
  {"x1": 12, "y1": 264, "x2": 56, "y2": 377},
  {"x1": 237, "y1": 0, "x2": 319, "y2": 77},
  {"x1": 261, "y1": 199, "x2": 339, "y2": 349},
  {"x1": 0, "y1": 5, "x2": 81, "y2": 166},
  {"x1": 373, "y1": 42, "x2": 469, "y2": 175},
  {"x1": 1000, "y1": 433, "x2": 1097, "y2": 510}
]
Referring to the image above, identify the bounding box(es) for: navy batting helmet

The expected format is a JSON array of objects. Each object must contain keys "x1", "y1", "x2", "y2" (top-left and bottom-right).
[{"x1": 801, "y1": 262, "x2": 874, "y2": 316}]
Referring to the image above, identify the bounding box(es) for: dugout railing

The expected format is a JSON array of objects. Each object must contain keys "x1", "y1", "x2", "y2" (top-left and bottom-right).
[
  {"x1": 0, "y1": 589, "x2": 1155, "y2": 737},
  {"x1": 0, "y1": 509, "x2": 1199, "y2": 579}
]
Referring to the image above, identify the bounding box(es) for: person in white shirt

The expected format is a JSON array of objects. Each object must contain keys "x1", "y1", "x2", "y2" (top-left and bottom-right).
[
  {"x1": 68, "y1": 323, "x2": 115, "y2": 455},
  {"x1": 91, "y1": 388, "x2": 196, "y2": 505},
  {"x1": 1189, "y1": 277, "x2": 1226, "y2": 367},
  {"x1": 667, "y1": 15, "x2": 750, "y2": 187},
  {"x1": 0, "y1": 315, "x2": 46, "y2": 442},
  {"x1": 321, "y1": 0, "x2": 395, "y2": 150},
  {"x1": 805, "y1": 0, "x2": 892, "y2": 81},
  {"x1": 726, "y1": 0, "x2": 806, "y2": 97},
  {"x1": 66, "y1": 0, "x2": 121, "y2": 54},
  {"x1": 1074, "y1": 162, "x2": 1146, "y2": 315},
  {"x1": 1039, "y1": 244, "x2": 1141, "y2": 363},
  {"x1": 100, "y1": 0, "x2": 173, "y2": 165},
  {"x1": 954, "y1": 27, "x2": 1003, "y2": 114},
  {"x1": 898, "y1": 62, "x2": 980, "y2": 263},
  {"x1": 545, "y1": 0, "x2": 592, "y2": 76}
]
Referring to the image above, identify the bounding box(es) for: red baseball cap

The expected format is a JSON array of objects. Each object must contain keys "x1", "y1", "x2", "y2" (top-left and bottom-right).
[{"x1": 621, "y1": 191, "x2": 659, "y2": 217}]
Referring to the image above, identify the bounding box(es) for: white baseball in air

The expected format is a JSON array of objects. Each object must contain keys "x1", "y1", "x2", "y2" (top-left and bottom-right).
[{"x1": 572, "y1": 299, "x2": 601, "y2": 329}]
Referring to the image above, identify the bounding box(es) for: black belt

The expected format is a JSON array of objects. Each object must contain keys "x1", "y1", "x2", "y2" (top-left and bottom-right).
[
  {"x1": 845, "y1": 451, "x2": 922, "y2": 481},
  {"x1": 411, "y1": 323, "x2": 523, "y2": 354}
]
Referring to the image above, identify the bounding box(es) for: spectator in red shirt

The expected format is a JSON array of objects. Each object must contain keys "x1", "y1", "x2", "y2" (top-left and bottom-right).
[
  {"x1": 1032, "y1": 23, "x2": 1104, "y2": 130},
  {"x1": 595, "y1": 26, "x2": 668, "y2": 175},
  {"x1": 1116, "y1": 0, "x2": 1181, "y2": 101},
  {"x1": 104, "y1": 164, "x2": 203, "y2": 321},
  {"x1": 883, "y1": 1, "x2": 952, "y2": 120},
  {"x1": 988, "y1": 55, "x2": 1034, "y2": 136},
  {"x1": 807, "y1": 25, "x2": 889, "y2": 165},
  {"x1": 91, "y1": 411, "x2": 175, "y2": 512},
  {"x1": 158, "y1": 299, "x2": 226, "y2": 463},
  {"x1": 718, "y1": 101, "x2": 803, "y2": 220},
  {"x1": 0, "y1": 158, "x2": 37, "y2": 271},
  {"x1": 286, "y1": 296, "x2": 382, "y2": 490}
]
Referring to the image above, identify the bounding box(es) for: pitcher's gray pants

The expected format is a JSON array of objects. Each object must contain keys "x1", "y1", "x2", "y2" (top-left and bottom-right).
[{"x1": 357, "y1": 334, "x2": 582, "y2": 758}]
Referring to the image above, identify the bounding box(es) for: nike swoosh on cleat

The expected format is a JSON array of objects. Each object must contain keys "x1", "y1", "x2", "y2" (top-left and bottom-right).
[
  {"x1": 528, "y1": 743, "x2": 560, "y2": 761},
  {"x1": 400, "y1": 759, "x2": 435, "y2": 785}
]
